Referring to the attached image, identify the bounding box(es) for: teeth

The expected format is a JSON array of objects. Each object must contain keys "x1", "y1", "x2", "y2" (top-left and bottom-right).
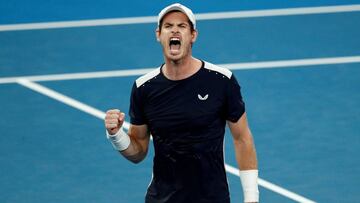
[
  {"x1": 171, "y1": 37, "x2": 180, "y2": 40},
  {"x1": 170, "y1": 37, "x2": 181, "y2": 46}
]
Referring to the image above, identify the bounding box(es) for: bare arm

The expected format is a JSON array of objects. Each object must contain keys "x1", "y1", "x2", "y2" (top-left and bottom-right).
[
  {"x1": 228, "y1": 112, "x2": 258, "y2": 170},
  {"x1": 228, "y1": 112, "x2": 258, "y2": 203},
  {"x1": 120, "y1": 124, "x2": 150, "y2": 163},
  {"x1": 105, "y1": 109, "x2": 150, "y2": 164}
]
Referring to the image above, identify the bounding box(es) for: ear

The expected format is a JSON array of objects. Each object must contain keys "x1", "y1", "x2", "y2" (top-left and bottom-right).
[
  {"x1": 191, "y1": 29, "x2": 198, "y2": 43},
  {"x1": 156, "y1": 28, "x2": 160, "y2": 42}
]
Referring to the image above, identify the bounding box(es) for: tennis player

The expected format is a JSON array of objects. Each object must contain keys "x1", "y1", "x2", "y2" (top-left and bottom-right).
[{"x1": 105, "y1": 3, "x2": 259, "y2": 203}]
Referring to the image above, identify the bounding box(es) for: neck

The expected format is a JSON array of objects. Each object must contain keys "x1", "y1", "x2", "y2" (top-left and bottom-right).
[{"x1": 163, "y1": 56, "x2": 201, "y2": 80}]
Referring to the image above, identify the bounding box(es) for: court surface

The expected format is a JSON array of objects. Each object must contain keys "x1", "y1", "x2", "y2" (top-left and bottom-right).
[{"x1": 1, "y1": 1, "x2": 360, "y2": 202}]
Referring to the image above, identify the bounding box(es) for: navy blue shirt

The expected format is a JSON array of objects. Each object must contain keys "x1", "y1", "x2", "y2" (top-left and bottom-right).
[{"x1": 129, "y1": 61, "x2": 245, "y2": 203}]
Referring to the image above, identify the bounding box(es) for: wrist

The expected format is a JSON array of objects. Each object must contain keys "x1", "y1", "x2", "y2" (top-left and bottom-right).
[
  {"x1": 240, "y1": 169, "x2": 259, "y2": 203},
  {"x1": 106, "y1": 128, "x2": 131, "y2": 151}
]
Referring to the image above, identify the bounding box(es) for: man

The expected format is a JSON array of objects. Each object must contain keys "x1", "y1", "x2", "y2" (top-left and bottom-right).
[{"x1": 104, "y1": 3, "x2": 259, "y2": 203}]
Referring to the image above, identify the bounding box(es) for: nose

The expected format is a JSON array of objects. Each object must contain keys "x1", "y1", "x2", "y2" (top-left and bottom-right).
[{"x1": 171, "y1": 26, "x2": 180, "y2": 33}]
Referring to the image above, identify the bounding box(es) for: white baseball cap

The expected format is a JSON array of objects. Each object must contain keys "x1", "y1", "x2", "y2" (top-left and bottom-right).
[{"x1": 157, "y1": 3, "x2": 196, "y2": 29}]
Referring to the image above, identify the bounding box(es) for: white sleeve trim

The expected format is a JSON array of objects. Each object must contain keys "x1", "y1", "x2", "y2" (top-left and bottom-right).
[
  {"x1": 135, "y1": 67, "x2": 161, "y2": 88},
  {"x1": 204, "y1": 61, "x2": 232, "y2": 79}
]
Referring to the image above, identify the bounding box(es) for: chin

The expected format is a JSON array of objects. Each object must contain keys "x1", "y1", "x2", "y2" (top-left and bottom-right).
[{"x1": 166, "y1": 53, "x2": 183, "y2": 61}]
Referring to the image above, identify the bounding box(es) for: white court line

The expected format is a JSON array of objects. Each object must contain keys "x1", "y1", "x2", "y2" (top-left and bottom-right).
[
  {"x1": 16, "y1": 78, "x2": 316, "y2": 203},
  {"x1": 1, "y1": 4, "x2": 360, "y2": 31},
  {"x1": 225, "y1": 165, "x2": 316, "y2": 203},
  {"x1": 2, "y1": 55, "x2": 360, "y2": 84},
  {"x1": 16, "y1": 78, "x2": 130, "y2": 129}
]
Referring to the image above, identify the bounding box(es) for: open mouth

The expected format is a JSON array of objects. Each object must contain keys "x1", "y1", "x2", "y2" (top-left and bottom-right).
[{"x1": 169, "y1": 37, "x2": 181, "y2": 53}]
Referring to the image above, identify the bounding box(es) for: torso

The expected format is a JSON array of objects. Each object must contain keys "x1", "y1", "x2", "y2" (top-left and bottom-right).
[{"x1": 133, "y1": 61, "x2": 235, "y2": 203}]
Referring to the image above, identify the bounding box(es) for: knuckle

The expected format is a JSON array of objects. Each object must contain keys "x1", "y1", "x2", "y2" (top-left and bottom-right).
[
  {"x1": 112, "y1": 119, "x2": 119, "y2": 124},
  {"x1": 107, "y1": 109, "x2": 120, "y2": 114},
  {"x1": 107, "y1": 124, "x2": 116, "y2": 129}
]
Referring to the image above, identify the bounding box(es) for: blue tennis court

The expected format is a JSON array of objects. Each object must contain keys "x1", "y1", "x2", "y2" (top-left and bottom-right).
[{"x1": 1, "y1": 1, "x2": 360, "y2": 202}]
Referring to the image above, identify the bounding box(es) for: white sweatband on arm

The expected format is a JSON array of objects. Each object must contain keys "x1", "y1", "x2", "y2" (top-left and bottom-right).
[
  {"x1": 239, "y1": 170, "x2": 259, "y2": 202},
  {"x1": 106, "y1": 128, "x2": 131, "y2": 151}
]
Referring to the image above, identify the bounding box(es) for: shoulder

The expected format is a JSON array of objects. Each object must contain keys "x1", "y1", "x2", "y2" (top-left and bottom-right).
[
  {"x1": 135, "y1": 67, "x2": 161, "y2": 88},
  {"x1": 203, "y1": 61, "x2": 232, "y2": 79}
]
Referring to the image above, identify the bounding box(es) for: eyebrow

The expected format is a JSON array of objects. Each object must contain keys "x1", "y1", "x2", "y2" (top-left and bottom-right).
[{"x1": 163, "y1": 22, "x2": 189, "y2": 26}]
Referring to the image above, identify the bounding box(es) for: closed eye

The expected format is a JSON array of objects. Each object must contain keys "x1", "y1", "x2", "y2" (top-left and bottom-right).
[
  {"x1": 163, "y1": 23, "x2": 188, "y2": 29},
  {"x1": 164, "y1": 23, "x2": 172, "y2": 28}
]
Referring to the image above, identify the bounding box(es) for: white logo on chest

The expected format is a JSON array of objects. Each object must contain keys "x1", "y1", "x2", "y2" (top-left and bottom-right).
[{"x1": 198, "y1": 94, "x2": 209, "y2": 101}]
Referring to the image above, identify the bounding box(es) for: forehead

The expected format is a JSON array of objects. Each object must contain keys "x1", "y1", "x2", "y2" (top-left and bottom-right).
[{"x1": 161, "y1": 11, "x2": 190, "y2": 24}]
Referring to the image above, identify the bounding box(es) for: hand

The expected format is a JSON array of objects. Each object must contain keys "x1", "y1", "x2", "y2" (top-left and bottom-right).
[{"x1": 105, "y1": 109, "x2": 125, "y2": 135}]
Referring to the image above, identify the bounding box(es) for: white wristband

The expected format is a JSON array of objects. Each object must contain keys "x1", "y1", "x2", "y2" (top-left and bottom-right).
[
  {"x1": 106, "y1": 128, "x2": 131, "y2": 151},
  {"x1": 239, "y1": 170, "x2": 259, "y2": 202}
]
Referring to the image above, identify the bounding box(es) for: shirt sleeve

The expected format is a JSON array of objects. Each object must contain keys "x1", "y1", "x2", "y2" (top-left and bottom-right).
[
  {"x1": 225, "y1": 74, "x2": 245, "y2": 122},
  {"x1": 129, "y1": 83, "x2": 147, "y2": 125}
]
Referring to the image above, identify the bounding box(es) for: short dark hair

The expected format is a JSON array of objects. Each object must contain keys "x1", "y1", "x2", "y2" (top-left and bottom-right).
[{"x1": 158, "y1": 11, "x2": 195, "y2": 32}]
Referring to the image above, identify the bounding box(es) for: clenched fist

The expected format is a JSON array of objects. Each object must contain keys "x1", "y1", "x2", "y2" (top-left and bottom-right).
[{"x1": 105, "y1": 109, "x2": 125, "y2": 135}]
